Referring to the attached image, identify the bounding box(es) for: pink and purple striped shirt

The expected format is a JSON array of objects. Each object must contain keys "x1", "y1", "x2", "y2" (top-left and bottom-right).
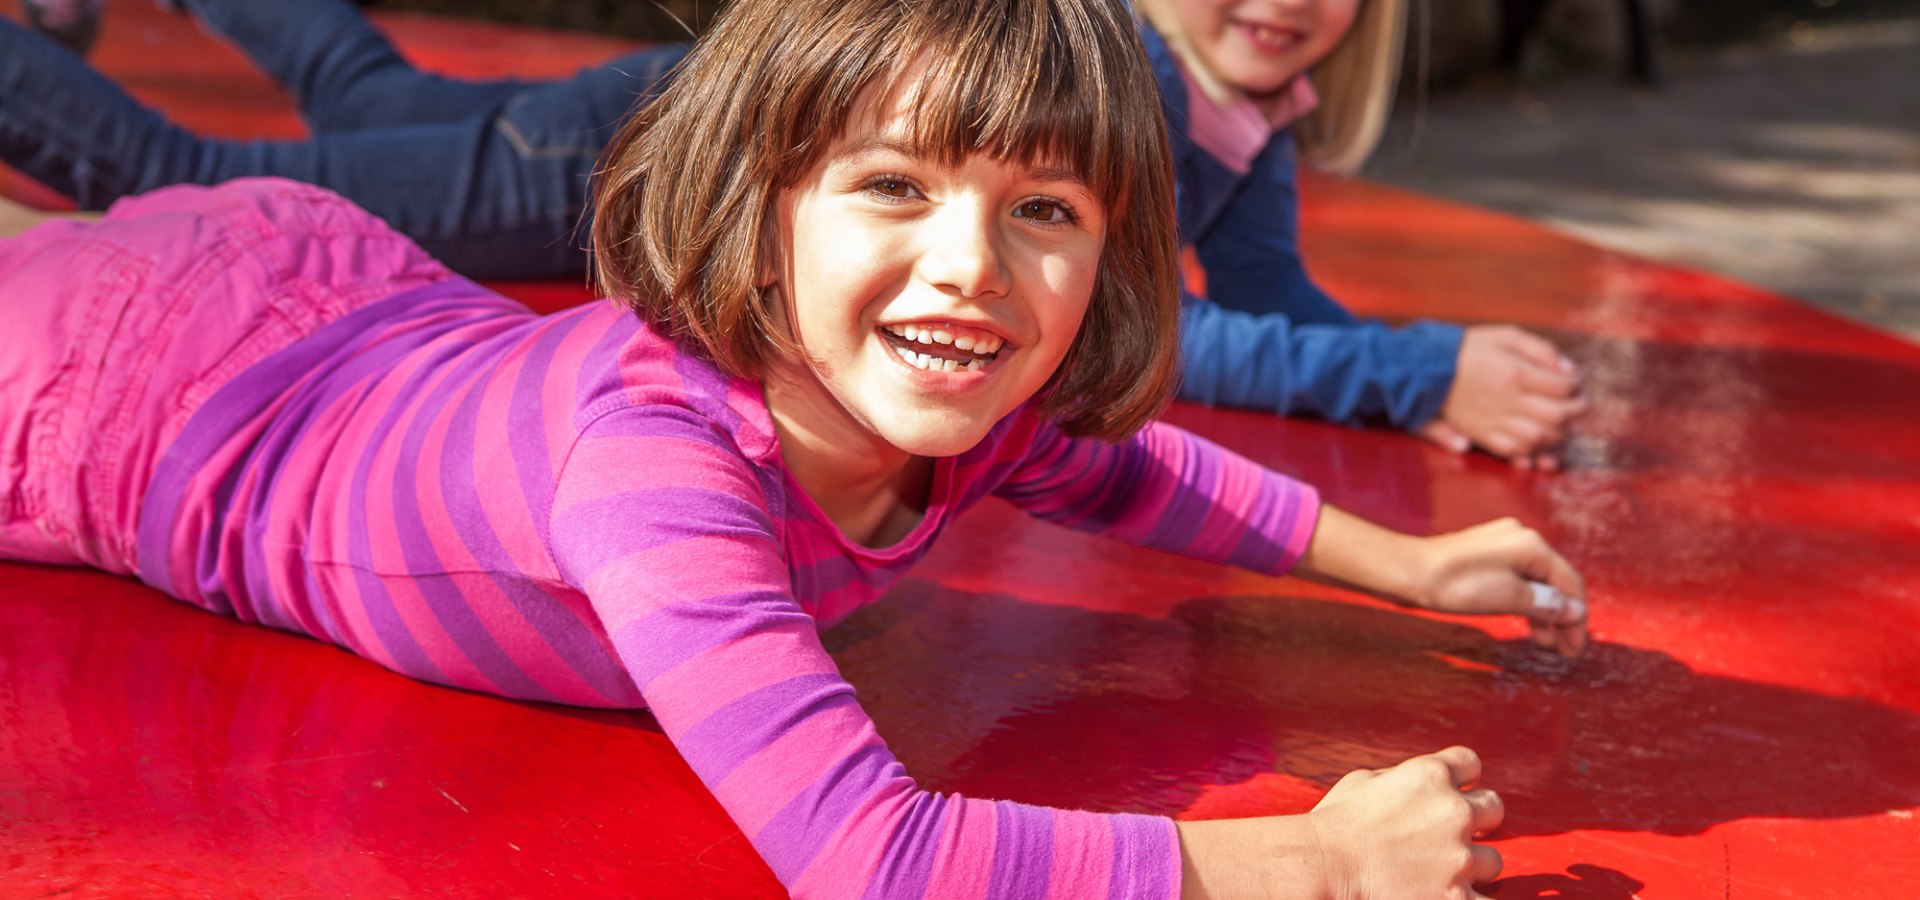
[{"x1": 134, "y1": 277, "x2": 1321, "y2": 898}]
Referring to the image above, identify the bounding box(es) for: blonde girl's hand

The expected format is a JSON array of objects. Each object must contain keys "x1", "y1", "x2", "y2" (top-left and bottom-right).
[
  {"x1": 1416, "y1": 517, "x2": 1588, "y2": 657},
  {"x1": 1426, "y1": 325, "x2": 1588, "y2": 471},
  {"x1": 1310, "y1": 746, "x2": 1506, "y2": 900}
]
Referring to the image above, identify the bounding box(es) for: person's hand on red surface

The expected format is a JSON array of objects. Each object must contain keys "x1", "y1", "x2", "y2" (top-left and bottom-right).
[
  {"x1": 1418, "y1": 325, "x2": 1587, "y2": 471},
  {"x1": 1177, "y1": 746, "x2": 1504, "y2": 900},
  {"x1": 1299, "y1": 507, "x2": 1590, "y2": 658},
  {"x1": 1413, "y1": 516, "x2": 1589, "y2": 657}
]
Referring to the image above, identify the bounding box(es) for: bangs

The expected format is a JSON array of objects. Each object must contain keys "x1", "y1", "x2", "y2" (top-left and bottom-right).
[{"x1": 764, "y1": 0, "x2": 1154, "y2": 213}]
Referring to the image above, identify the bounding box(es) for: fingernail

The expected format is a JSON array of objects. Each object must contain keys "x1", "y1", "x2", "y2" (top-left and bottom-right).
[
  {"x1": 1451, "y1": 436, "x2": 1469, "y2": 453},
  {"x1": 1559, "y1": 355, "x2": 1577, "y2": 373}
]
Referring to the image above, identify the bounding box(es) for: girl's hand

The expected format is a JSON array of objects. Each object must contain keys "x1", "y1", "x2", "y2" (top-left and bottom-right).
[
  {"x1": 1298, "y1": 507, "x2": 1589, "y2": 658},
  {"x1": 1311, "y1": 746, "x2": 1506, "y2": 900},
  {"x1": 1176, "y1": 747, "x2": 1504, "y2": 900},
  {"x1": 1429, "y1": 325, "x2": 1588, "y2": 471},
  {"x1": 1415, "y1": 517, "x2": 1588, "y2": 657}
]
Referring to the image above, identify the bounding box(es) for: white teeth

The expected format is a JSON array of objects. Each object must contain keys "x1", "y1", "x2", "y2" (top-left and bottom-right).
[
  {"x1": 892, "y1": 342, "x2": 990, "y2": 373},
  {"x1": 884, "y1": 322, "x2": 1004, "y2": 368}
]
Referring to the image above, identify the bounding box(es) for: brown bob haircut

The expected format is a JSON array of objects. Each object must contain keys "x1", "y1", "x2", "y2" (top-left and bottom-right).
[{"x1": 591, "y1": 0, "x2": 1181, "y2": 440}]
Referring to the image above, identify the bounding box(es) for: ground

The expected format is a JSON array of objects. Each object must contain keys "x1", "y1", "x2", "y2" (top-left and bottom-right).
[{"x1": 1367, "y1": 16, "x2": 1920, "y2": 339}]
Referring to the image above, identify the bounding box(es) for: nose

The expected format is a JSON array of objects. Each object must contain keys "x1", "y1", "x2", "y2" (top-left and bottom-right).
[{"x1": 916, "y1": 196, "x2": 1012, "y2": 300}]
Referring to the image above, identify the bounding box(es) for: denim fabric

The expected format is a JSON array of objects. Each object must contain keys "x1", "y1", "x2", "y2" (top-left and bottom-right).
[
  {"x1": 0, "y1": 1, "x2": 686, "y2": 279},
  {"x1": 1139, "y1": 23, "x2": 1463, "y2": 429}
]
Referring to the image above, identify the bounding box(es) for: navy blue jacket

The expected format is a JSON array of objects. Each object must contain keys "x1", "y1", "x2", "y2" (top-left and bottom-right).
[{"x1": 1142, "y1": 24, "x2": 1463, "y2": 428}]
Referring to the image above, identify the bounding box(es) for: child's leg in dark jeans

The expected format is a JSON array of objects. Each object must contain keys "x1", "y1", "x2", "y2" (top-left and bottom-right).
[
  {"x1": 178, "y1": 0, "x2": 529, "y2": 132},
  {"x1": 0, "y1": 18, "x2": 685, "y2": 278}
]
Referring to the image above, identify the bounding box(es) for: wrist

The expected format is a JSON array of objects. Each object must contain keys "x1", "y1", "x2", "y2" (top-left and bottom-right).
[
  {"x1": 1300, "y1": 813, "x2": 1346, "y2": 900},
  {"x1": 1176, "y1": 816, "x2": 1339, "y2": 900},
  {"x1": 1299, "y1": 506, "x2": 1433, "y2": 607},
  {"x1": 1387, "y1": 532, "x2": 1437, "y2": 608}
]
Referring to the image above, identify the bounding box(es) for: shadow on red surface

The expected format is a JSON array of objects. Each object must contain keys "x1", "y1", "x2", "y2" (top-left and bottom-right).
[
  {"x1": 1488, "y1": 864, "x2": 1646, "y2": 900},
  {"x1": 830, "y1": 583, "x2": 1920, "y2": 840}
]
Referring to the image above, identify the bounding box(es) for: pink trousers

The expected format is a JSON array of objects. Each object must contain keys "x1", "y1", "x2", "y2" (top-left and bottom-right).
[{"x1": 0, "y1": 179, "x2": 450, "y2": 574}]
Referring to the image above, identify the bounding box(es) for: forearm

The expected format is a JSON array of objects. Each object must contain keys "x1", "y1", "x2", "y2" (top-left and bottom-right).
[
  {"x1": 1177, "y1": 816, "x2": 1333, "y2": 900},
  {"x1": 1293, "y1": 504, "x2": 1428, "y2": 605},
  {"x1": 1177, "y1": 298, "x2": 1461, "y2": 427}
]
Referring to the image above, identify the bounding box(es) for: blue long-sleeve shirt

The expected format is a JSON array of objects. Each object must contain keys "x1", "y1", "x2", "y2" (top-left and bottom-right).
[{"x1": 1140, "y1": 24, "x2": 1464, "y2": 428}]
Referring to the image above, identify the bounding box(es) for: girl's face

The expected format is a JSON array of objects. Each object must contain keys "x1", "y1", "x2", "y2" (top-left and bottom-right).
[
  {"x1": 767, "y1": 84, "x2": 1107, "y2": 460},
  {"x1": 1167, "y1": 0, "x2": 1360, "y2": 97}
]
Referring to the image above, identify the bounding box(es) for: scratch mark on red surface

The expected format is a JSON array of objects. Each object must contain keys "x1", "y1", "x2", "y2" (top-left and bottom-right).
[
  {"x1": 434, "y1": 782, "x2": 471, "y2": 813},
  {"x1": 1723, "y1": 841, "x2": 1731, "y2": 899},
  {"x1": 695, "y1": 831, "x2": 745, "y2": 870}
]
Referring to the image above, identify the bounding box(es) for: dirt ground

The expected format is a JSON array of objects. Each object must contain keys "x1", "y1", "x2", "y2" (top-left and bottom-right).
[{"x1": 1365, "y1": 16, "x2": 1920, "y2": 340}]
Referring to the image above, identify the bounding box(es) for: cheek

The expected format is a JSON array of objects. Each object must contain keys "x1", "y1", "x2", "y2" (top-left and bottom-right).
[
  {"x1": 1035, "y1": 251, "x2": 1100, "y2": 338},
  {"x1": 1175, "y1": 0, "x2": 1232, "y2": 40},
  {"x1": 1318, "y1": 0, "x2": 1362, "y2": 50}
]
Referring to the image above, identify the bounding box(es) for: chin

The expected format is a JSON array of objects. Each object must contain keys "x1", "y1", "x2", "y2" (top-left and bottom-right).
[{"x1": 877, "y1": 417, "x2": 995, "y2": 459}]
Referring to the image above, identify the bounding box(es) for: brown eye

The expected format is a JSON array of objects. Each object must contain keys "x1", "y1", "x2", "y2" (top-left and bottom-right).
[
  {"x1": 872, "y1": 178, "x2": 914, "y2": 198},
  {"x1": 1014, "y1": 199, "x2": 1074, "y2": 225}
]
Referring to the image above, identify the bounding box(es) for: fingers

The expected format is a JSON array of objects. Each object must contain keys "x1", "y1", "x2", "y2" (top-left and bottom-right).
[
  {"x1": 1519, "y1": 392, "x2": 1589, "y2": 432},
  {"x1": 1509, "y1": 532, "x2": 1591, "y2": 656},
  {"x1": 1497, "y1": 396, "x2": 1588, "y2": 458},
  {"x1": 1463, "y1": 787, "x2": 1505, "y2": 835},
  {"x1": 1417, "y1": 419, "x2": 1471, "y2": 454},
  {"x1": 1496, "y1": 326, "x2": 1578, "y2": 374},
  {"x1": 1527, "y1": 582, "x2": 1586, "y2": 627},
  {"x1": 1476, "y1": 399, "x2": 1587, "y2": 464},
  {"x1": 1513, "y1": 352, "x2": 1582, "y2": 396},
  {"x1": 1470, "y1": 843, "x2": 1505, "y2": 884},
  {"x1": 1429, "y1": 745, "x2": 1482, "y2": 789},
  {"x1": 1529, "y1": 582, "x2": 1588, "y2": 657}
]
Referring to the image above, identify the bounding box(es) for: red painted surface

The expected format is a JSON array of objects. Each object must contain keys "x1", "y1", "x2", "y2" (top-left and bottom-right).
[{"x1": 4, "y1": 4, "x2": 1918, "y2": 897}]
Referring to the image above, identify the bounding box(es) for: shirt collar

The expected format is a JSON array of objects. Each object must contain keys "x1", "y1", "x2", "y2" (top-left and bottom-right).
[{"x1": 1177, "y1": 58, "x2": 1320, "y2": 176}]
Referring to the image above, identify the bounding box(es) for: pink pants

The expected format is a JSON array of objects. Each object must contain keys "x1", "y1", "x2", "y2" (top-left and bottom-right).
[{"x1": 0, "y1": 179, "x2": 450, "y2": 574}]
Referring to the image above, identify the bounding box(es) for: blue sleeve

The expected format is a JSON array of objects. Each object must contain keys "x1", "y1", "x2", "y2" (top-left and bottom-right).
[
  {"x1": 1178, "y1": 291, "x2": 1464, "y2": 428},
  {"x1": 1176, "y1": 125, "x2": 1464, "y2": 428}
]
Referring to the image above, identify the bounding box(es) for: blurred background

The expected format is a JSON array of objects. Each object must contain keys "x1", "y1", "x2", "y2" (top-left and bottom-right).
[{"x1": 376, "y1": 0, "x2": 1920, "y2": 337}]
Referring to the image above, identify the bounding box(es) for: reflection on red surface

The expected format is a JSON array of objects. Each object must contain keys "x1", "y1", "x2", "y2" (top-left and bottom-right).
[{"x1": 4, "y1": 1, "x2": 1919, "y2": 897}]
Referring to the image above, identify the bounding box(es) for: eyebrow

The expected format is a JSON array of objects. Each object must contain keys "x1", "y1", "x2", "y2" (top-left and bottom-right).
[{"x1": 835, "y1": 136, "x2": 1092, "y2": 190}]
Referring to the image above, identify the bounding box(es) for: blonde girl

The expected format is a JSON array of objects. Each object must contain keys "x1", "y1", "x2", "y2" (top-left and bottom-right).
[{"x1": 1138, "y1": 0, "x2": 1590, "y2": 470}]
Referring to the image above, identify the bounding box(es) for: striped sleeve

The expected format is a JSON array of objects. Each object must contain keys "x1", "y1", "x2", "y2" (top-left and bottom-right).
[
  {"x1": 546, "y1": 404, "x2": 1181, "y2": 900},
  {"x1": 995, "y1": 420, "x2": 1321, "y2": 577}
]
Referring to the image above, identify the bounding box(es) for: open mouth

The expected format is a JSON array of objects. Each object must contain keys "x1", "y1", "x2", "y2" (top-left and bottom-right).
[
  {"x1": 880, "y1": 322, "x2": 1005, "y2": 373},
  {"x1": 1235, "y1": 21, "x2": 1304, "y2": 53}
]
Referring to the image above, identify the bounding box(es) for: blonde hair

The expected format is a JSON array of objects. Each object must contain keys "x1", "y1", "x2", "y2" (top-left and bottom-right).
[
  {"x1": 591, "y1": 0, "x2": 1182, "y2": 440},
  {"x1": 1135, "y1": 0, "x2": 1408, "y2": 175}
]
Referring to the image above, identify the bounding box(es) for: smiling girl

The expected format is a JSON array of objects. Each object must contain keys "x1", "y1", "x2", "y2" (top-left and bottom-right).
[
  {"x1": 1140, "y1": 0, "x2": 1591, "y2": 469},
  {"x1": 0, "y1": 0, "x2": 1582, "y2": 895}
]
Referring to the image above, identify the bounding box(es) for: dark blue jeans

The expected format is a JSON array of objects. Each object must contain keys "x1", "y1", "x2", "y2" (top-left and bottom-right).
[{"x1": 0, "y1": 0, "x2": 685, "y2": 278}]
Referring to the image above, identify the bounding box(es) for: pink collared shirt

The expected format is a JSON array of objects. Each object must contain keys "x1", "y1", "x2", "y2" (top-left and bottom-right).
[{"x1": 1183, "y1": 67, "x2": 1320, "y2": 176}]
